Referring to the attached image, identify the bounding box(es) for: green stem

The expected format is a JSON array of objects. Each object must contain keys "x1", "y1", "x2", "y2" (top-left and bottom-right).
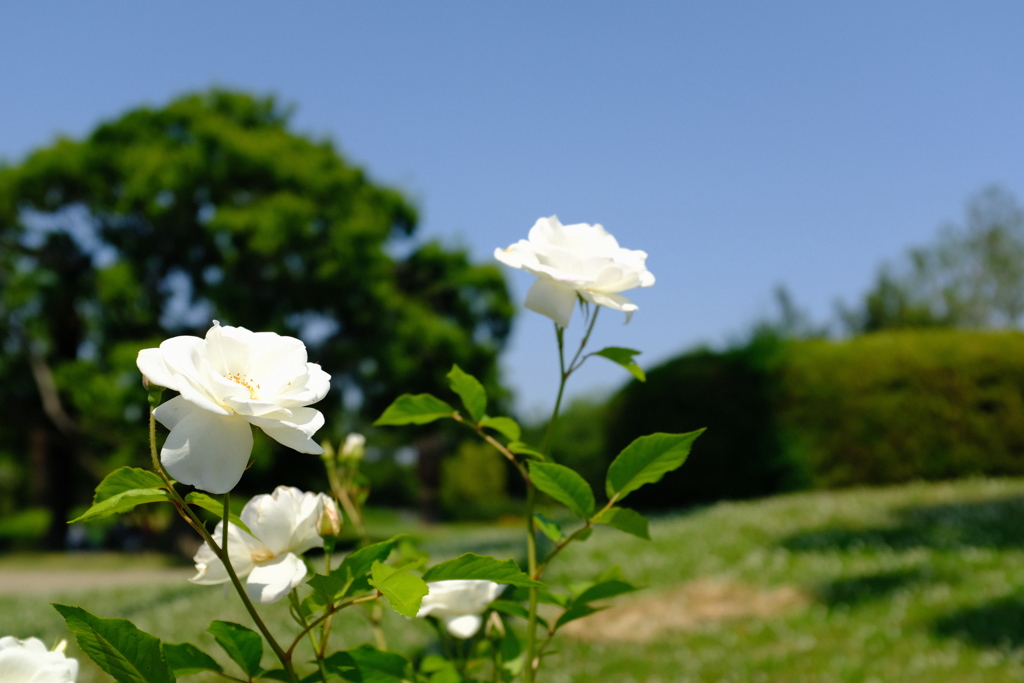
[
  {"x1": 536, "y1": 495, "x2": 619, "y2": 576},
  {"x1": 566, "y1": 306, "x2": 601, "y2": 376},
  {"x1": 526, "y1": 308, "x2": 602, "y2": 682},
  {"x1": 221, "y1": 493, "x2": 298, "y2": 683},
  {"x1": 291, "y1": 591, "x2": 329, "y2": 683},
  {"x1": 524, "y1": 482, "x2": 540, "y2": 683},
  {"x1": 539, "y1": 325, "x2": 567, "y2": 453},
  {"x1": 288, "y1": 593, "x2": 380, "y2": 654},
  {"x1": 317, "y1": 545, "x2": 335, "y2": 659},
  {"x1": 147, "y1": 411, "x2": 297, "y2": 683},
  {"x1": 324, "y1": 450, "x2": 368, "y2": 542},
  {"x1": 371, "y1": 603, "x2": 388, "y2": 651}
]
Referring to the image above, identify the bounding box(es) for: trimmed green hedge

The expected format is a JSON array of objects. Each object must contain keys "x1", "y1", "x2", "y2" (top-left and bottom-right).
[
  {"x1": 605, "y1": 330, "x2": 1024, "y2": 508},
  {"x1": 604, "y1": 340, "x2": 810, "y2": 508},
  {"x1": 781, "y1": 330, "x2": 1024, "y2": 487}
]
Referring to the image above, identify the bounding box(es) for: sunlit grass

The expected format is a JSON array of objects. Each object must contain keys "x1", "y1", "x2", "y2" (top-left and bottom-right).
[{"x1": 6, "y1": 479, "x2": 1024, "y2": 682}]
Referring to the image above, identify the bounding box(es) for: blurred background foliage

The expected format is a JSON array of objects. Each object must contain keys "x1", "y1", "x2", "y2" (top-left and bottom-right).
[
  {"x1": 4, "y1": 87, "x2": 1024, "y2": 550},
  {"x1": 0, "y1": 89, "x2": 514, "y2": 547}
]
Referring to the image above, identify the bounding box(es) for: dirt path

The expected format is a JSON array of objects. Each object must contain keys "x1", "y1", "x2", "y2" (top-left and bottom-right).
[
  {"x1": 560, "y1": 578, "x2": 810, "y2": 642},
  {"x1": 0, "y1": 568, "x2": 194, "y2": 595}
]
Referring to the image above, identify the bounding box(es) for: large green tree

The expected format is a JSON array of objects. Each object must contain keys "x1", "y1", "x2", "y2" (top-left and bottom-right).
[{"x1": 0, "y1": 90, "x2": 513, "y2": 546}]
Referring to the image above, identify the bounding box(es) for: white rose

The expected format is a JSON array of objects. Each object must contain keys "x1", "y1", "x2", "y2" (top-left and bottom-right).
[
  {"x1": 191, "y1": 486, "x2": 329, "y2": 604},
  {"x1": 0, "y1": 637, "x2": 78, "y2": 683},
  {"x1": 416, "y1": 580, "x2": 505, "y2": 638},
  {"x1": 494, "y1": 216, "x2": 655, "y2": 328},
  {"x1": 137, "y1": 321, "x2": 331, "y2": 493}
]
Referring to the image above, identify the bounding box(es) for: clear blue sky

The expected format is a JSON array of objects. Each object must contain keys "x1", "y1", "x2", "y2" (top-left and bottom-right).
[{"x1": 3, "y1": 2, "x2": 1023, "y2": 415}]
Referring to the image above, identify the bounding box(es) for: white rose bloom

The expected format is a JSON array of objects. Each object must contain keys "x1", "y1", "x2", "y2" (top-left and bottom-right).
[
  {"x1": 494, "y1": 216, "x2": 655, "y2": 328},
  {"x1": 416, "y1": 580, "x2": 505, "y2": 638},
  {"x1": 137, "y1": 321, "x2": 331, "y2": 493},
  {"x1": 0, "y1": 637, "x2": 78, "y2": 683},
  {"x1": 191, "y1": 486, "x2": 328, "y2": 604}
]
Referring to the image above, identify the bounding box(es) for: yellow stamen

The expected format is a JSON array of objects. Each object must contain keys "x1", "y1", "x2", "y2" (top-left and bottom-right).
[{"x1": 225, "y1": 373, "x2": 259, "y2": 399}]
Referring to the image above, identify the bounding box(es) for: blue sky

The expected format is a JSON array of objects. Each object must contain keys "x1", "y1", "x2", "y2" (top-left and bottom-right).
[{"x1": 3, "y1": 2, "x2": 1023, "y2": 415}]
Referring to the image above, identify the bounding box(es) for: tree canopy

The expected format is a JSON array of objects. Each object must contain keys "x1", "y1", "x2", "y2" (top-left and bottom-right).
[{"x1": 0, "y1": 90, "x2": 514, "y2": 545}]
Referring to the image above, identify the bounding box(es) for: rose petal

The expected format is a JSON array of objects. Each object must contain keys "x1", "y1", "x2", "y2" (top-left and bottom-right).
[
  {"x1": 248, "y1": 407, "x2": 325, "y2": 454},
  {"x1": 0, "y1": 637, "x2": 78, "y2": 683},
  {"x1": 581, "y1": 291, "x2": 639, "y2": 322},
  {"x1": 524, "y1": 277, "x2": 579, "y2": 328},
  {"x1": 136, "y1": 348, "x2": 177, "y2": 391},
  {"x1": 190, "y1": 522, "x2": 259, "y2": 584},
  {"x1": 246, "y1": 552, "x2": 308, "y2": 604},
  {"x1": 444, "y1": 614, "x2": 483, "y2": 639},
  {"x1": 160, "y1": 408, "x2": 254, "y2": 493}
]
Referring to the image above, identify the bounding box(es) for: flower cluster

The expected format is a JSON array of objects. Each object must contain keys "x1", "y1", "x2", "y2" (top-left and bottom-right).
[{"x1": 48, "y1": 216, "x2": 662, "y2": 683}]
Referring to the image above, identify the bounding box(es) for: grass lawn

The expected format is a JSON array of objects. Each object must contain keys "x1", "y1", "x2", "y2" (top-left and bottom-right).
[{"x1": 6, "y1": 478, "x2": 1024, "y2": 682}]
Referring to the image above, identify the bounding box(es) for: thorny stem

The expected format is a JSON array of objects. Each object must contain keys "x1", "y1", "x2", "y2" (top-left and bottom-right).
[{"x1": 148, "y1": 411, "x2": 297, "y2": 683}]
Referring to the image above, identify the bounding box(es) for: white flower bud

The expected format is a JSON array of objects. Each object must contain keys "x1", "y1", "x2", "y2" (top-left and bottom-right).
[
  {"x1": 341, "y1": 433, "x2": 366, "y2": 460},
  {"x1": 317, "y1": 497, "x2": 343, "y2": 538}
]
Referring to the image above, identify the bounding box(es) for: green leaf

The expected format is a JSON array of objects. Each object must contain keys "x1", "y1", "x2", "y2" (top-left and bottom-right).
[
  {"x1": 374, "y1": 394, "x2": 456, "y2": 426},
  {"x1": 70, "y1": 489, "x2": 173, "y2": 523},
  {"x1": 184, "y1": 493, "x2": 252, "y2": 535},
  {"x1": 325, "y1": 645, "x2": 411, "y2": 683},
  {"x1": 574, "y1": 579, "x2": 638, "y2": 605},
  {"x1": 207, "y1": 621, "x2": 263, "y2": 678},
  {"x1": 369, "y1": 561, "x2": 429, "y2": 618},
  {"x1": 489, "y1": 599, "x2": 548, "y2": 630},
  {"x1": 163, "y1": 643, "x2": 222, "y2": 676},
  {"x1": 316, "y1": 537, "x2": 400, "y2": 600},
  {"x1": 593, "y1": 347, "x2": 646, "y2": 381},
  {"x1": 593, "y1": 507, "x2": 650, "y2": 540},
  {"x1": 94, "y1": 467, "x2": 166, "y2": 503},
  {"x1": 479, "y1": 415, "x2": 521, "y2": 441},
  {"x1": 507, "y1": 441, "x2": 547, "y2": 461},
  {"x1": 259, "y1": 670, "x2": 291, "y2": 682},
  {"x1": 490, "y1": 599, "x2": 530, "y2": 620},
  {"x1": 52, "y1": 604, "x2": 175, "y2": 683},
  {"x1": 508, "y1": 587, "x2": 570, "y2": 607},
  {"x1": 555, "y1": 603, "x2": 602, "y2": 630},
  {"x1": 605, "y1": 430, "x2": 704, "y2": 501},
  {"x1": 447, "y1": 365, "x2": 487, "y2": 423},
  {"x1": 419, "y1": 654, "x2": 461, "y2": 683},
  {"x1": 528, "y1": 462, "x2": 595, "y2": 519},
  {"x1": 422, "y1": 553, "x2": 541, "y2": 587},
  {"x1": 533, "y1": 513, "x2": 563, "y2": 543}
]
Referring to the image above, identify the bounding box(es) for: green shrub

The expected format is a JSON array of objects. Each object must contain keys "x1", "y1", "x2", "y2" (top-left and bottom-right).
[
  {"x1": 438, "y1": 440, "x2": 511, "y2": 520},
  {"x1": 781, "y1": 329, "x2": 1024, "y2": 486},
  {"x1": 606, "y1": 329, "x2": 1024, "y2": 508},
  {"x1": 605, "y1": 339, "x2": 809, "y2": 508}
]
